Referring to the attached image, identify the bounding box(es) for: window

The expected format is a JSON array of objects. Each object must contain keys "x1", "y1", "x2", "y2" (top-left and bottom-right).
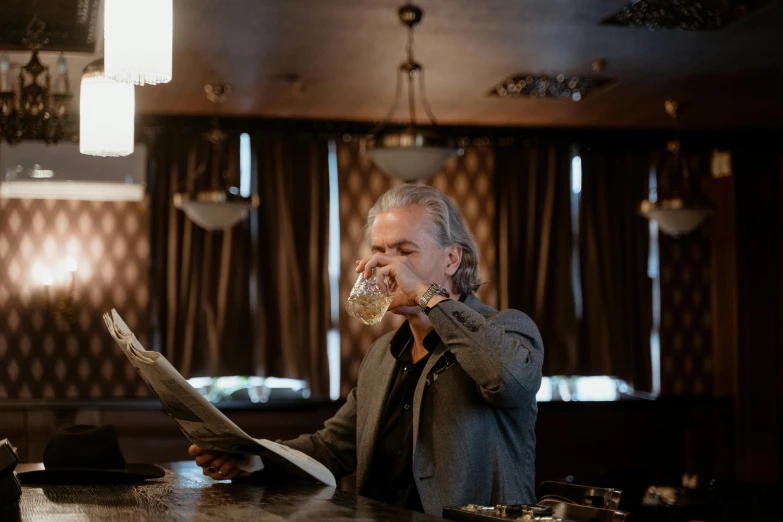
[
  {"x1": 570, "y1": 150, "x2": 583, "y2": 321},
  {"x1": 239, "y1": 133, "x2": 251, "y2": 198},
  {"x1": 532, "y1": 149, "x2": 637, "y2": 402},
  {"x1": 647, "y1": 165, "x2": 662, "y2": 396},
  {"x1": 326, "y1": 140, "x2": 341, "y2": 400},
  {"x1": 536, "y1": 376, "x2": 632, "y2": 402}
]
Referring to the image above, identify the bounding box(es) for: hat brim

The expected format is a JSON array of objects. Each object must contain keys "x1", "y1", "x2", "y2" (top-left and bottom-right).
[{"x1": 17, "y1": 463, "x2": 165, "y2": 485}]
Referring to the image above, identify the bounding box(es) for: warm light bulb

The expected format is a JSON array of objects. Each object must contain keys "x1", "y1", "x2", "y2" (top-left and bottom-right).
[
  {"x1": 40, "y1": 268, "x2": 54, "y2": 287},
  {"x1": 104, "y1": 0, "x2": 173, "y2": 85},
  {"x1": 80, "y1": 59, "x2": 135, "y2": 157},
  {"x1": 65, "y1": 256, "x2": 78, "y2": 273}
]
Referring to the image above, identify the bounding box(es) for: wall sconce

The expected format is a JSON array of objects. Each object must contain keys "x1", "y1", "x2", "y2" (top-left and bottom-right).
[{"x1": 33, "y1": 257, "x2": 77, "y2": 329}]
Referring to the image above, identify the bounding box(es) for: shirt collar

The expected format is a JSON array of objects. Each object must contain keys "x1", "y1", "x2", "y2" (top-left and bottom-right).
[{"x1": 389, "y1": 322, "x2": 441, "y2": 360}]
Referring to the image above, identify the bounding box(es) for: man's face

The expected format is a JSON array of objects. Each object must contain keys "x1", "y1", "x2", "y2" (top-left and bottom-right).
[{"x1": 371, "y1": 204, "x2": 453, "y2": 315}]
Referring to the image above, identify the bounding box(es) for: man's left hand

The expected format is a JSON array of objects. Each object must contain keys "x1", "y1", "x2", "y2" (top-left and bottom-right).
[{"x1": 356, "y1": 254, "x2": 430, "y2": 307}]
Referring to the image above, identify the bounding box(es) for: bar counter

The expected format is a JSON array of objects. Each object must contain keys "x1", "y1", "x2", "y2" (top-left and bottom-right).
[{"x1": 9, "y1": 461, "x2": 439, "y2": 521}]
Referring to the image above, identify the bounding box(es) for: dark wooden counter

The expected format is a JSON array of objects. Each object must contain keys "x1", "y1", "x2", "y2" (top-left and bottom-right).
[{"x1": 9, "y1": 461, "x2": 439, "y2": 521}]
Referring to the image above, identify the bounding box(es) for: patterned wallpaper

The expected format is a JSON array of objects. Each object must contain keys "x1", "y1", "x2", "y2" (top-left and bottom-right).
[
  {"x1": 659, "y1": 223, "x2": 714, "y2": 395},
  {"x1": 0, "y1": 198, "x2": 150, "y2": 399},
  {"x1": 658, "y1": 154, "x2": 714, "y2": 396},
  {"x1": 337, "y1": 142, "x2": 497, "y2": 395}
]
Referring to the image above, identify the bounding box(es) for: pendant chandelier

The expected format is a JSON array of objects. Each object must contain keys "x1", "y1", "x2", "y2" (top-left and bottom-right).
[
  {"x1": 0, "y1": 14, "x2": 73, "y2": 145},
  {"x1": 79, "y1": 59, "x2": 135, "y2": 157},
  {"x1": 174, "y1": 85, "x2": 259, "y2": 231},
  {"x1": 640, "y1": 101, "x2": 712, "y2": 237},
  {"x1": 364, "y1": 3, "x2": 458, "y2": 181},
  {"x1": 104, "y1": 0, "x2": 173, "y2": 85}
]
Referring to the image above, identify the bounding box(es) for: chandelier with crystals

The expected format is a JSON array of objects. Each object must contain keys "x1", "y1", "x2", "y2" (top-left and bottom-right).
[{"x1": 0, "y1": 16, "x2": 74, "y2": 145}]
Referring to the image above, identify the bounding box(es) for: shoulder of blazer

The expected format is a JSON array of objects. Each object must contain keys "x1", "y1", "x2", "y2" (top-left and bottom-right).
[
  {"x1": 464, "y1": 294, "x2": 498, "y2": 317},
  {"x1": 463, "y1": 295, "x2": 542, "y2": 340},
  {"x1": 357, "y1": 329, "x2": 397, "y2": 378}
]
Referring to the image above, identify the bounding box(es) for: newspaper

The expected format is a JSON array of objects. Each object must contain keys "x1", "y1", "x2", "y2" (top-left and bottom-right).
[{"x1": 102, "y1": 309, "x2": 336, "y2": 488}]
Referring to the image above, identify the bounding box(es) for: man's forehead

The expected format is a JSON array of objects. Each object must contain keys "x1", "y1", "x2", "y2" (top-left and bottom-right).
[
  {"x1": 371, "y1": 207, "x2": 433, "y2": 244},
  {"x1": 371, "y1": 237, "x2": 418, "y2": 249}
]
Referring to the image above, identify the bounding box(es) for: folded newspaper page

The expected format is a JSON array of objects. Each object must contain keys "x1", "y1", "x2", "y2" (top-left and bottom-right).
[{"x1": 102, "y1": 309, "x2": 336, "y2": 488}]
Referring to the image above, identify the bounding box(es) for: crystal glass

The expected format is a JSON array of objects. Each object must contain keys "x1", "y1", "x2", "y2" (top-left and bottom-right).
[{"x1": 345, "y1": 270, "x2": 393, "y2": 325}]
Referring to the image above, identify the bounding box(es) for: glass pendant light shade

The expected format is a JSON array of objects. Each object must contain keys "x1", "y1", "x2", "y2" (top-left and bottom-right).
[
  {"x1": 640, "y1": 199, "x2": 711, "y2": 237},
  {"x1": 104, "y1": 0, "x2": 173, "y2": 85},
  {"x1": 174, "y1": 192, "x2": 260, "y2": 231},
  {"x1": 173, "y1": 85, "x2": 261, "y2": 231},
  {"x1": 365, "y1": 130, "x2": 457, "y2": 181},
  {"x1": 363, "y1": 4, "x2": 458, "y2": 182},
  {"x1": 79, "y1": 59, "x2": 135, "y2": 157},
  {"x1": 639, "y1": 101, "x2": 712, "y2": 238}
]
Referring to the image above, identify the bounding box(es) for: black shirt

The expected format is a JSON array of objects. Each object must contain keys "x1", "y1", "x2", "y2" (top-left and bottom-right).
[{"x1": 365, "y1": 322, "x2": 442, "y2": 511}]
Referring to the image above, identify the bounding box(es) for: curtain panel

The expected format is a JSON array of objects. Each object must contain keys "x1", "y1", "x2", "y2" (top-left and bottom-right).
[
  {"x1": 148, "y1": 129, "x2": 331, "y2": 397},
  {"x1": 578, "y1": 141, "x2": 653, "y2": 390},
  {"x1": 495, "y1": 140, "x2": 578, "y2": 377}
]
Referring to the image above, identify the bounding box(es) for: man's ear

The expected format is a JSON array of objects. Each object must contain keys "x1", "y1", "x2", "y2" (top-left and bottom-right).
[{"x1": 445, "y1": 245, "x2": 462, "y2": 277}]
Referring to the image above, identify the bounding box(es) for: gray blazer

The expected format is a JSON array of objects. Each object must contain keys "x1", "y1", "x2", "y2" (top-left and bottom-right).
[{"x1": 284, "y1": 295, "x2": 544, "y2": 516}]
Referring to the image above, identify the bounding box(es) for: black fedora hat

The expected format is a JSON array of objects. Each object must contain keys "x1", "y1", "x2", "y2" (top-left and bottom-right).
[{"x1": 17, "y1": 425, "x2": 164, "y2": 485}]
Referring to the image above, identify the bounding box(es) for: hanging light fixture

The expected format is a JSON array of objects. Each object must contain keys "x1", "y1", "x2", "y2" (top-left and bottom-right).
[
  {"x1": 363, "y1": 3, "x2": 458, "y2": 181},
  {"x1": 640, "y1": 101, "x2": 712, "y2": 237},
  {"x1": 79, "y1": 58, "x2": 135, "y2": 157},
  {"x1": 173, "y1": 85, "x2": 259, "y2": 231},
  {"x1": 104, "y1": 0, "x2": 173, "y2": 85},
  {"x1": 0, "y1": 9, "x2": 74, "y2": 144}
]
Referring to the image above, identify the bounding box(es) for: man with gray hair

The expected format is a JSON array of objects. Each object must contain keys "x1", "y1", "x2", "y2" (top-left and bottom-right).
[{"x1": 189, "y1": 184, "x2": 544, "y2": 516}]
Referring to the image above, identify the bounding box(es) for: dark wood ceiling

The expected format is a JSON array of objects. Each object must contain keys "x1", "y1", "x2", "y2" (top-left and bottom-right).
[{"x1": 1, "y1": 0, "x2": 782, "y2": 128}]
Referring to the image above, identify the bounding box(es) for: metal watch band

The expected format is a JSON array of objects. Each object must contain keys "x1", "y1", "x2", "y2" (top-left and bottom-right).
[{"x1": 419, "y1": 284, "x2": 450, "y2": 313}]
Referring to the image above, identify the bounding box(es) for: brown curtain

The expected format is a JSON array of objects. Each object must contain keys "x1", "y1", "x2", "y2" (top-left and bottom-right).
[
  {"x1": 149, "y1": 130, "x2": 253, "y2": 378},
  {"x1": 579, "y1": 142, "x2": 653, "y2": 390},
  {"x1": 495, "y1": 140, "x2": 578, "y2": 376},
  {"x1": 248, "y1": 135, "x2": 331, "y2": 398},
  {"x1": 148, "y1": 129, "x2": 330, "y2": 398}
]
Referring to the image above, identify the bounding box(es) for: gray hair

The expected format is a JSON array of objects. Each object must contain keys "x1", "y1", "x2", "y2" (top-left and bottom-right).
[{"x1": 365, "y1": 184, "x2": 481, "y2": 295}]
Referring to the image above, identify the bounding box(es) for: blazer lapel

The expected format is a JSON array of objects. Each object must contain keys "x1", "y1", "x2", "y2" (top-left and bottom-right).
[
  {"x1": 412, "y1": 295, "x2": 485, "y2": 457},
  {"x1": 412, "y1": 341, "x2": 447, "y2": 458},
  {"x1": 356, "y1": 348, "x2": 397, "y2": 491}
]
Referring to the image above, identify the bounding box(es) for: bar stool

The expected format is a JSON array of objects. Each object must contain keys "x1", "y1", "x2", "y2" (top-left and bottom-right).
[
  {"x1": 537, "y1": 481, "x2": 623, "y2": 510},
  {"x1": 542, "y1": 501, "x2": 628, "y2": 522}
]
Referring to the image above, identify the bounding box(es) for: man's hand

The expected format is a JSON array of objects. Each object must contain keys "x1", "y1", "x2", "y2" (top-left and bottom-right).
[
  {"x1": 356, "y1": 254, "x2": 430, "y2": 308},
  {"x1": 188, "y1": 444, "x2": 246, "y2": 481}
]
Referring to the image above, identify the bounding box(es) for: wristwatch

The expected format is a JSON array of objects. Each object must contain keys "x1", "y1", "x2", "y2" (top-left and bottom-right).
[{"x1": 419, "y1": 284, "x2": 450, "y2": 314}]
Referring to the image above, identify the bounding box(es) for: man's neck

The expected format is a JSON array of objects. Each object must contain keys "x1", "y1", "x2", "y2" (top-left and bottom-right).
[
  {"x1": 402, "y1": 288, "x2": 462, "y2": 363},
  {"x1": 407, "y1": 314, "x2": 434, "y2": 364}
]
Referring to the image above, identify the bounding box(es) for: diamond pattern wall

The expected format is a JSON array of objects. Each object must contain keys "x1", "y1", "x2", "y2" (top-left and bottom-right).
[
  {"x1": 659, "y1": 229, "x2": 714, "y2": 395},
  {"x1": 0, "y1": 198, "x2": 150, "y2": 399},
  {"x1": 658, "y1": 154, "x2": 714, "y2": 396},
  {"x1": 337, "y1": 142, "x2": 497, "y2": 395}
]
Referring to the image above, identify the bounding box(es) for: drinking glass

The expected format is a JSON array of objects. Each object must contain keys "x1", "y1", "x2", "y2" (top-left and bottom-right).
[{"x1": 345, "y1": 270, "x2": 393, "y2": 325}]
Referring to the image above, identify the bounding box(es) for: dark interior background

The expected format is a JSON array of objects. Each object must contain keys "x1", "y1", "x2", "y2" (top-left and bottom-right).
[{"x1": 0, "y1": 0, "x2": 782, "y2": 518}]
